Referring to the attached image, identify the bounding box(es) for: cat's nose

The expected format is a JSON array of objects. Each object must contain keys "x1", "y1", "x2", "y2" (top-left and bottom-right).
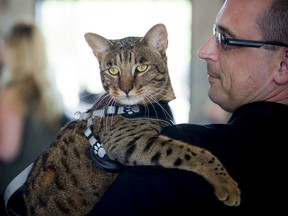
[
  {"x1": 120, "y1": 82, "x2": 133, "y2": 96},
  {"x1": 122, "y1": 88, "x2": 132, "y2": 96}
]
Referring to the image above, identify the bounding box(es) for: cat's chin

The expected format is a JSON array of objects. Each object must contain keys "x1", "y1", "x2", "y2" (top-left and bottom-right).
[{"x1": 117, "y1": 97, "x2": 143, "y2": 105}]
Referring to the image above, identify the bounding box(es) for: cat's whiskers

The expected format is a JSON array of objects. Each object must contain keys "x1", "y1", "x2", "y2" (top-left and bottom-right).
[
  {"x1": 91, "y1": 93, "x2": 109, "y2": 110},
  {"x1": 143, "y1": 90, "x2": 174, "y2": 121},
  {"x1": 141, "y1": 103, "x2": 151, "y2": 119},
  {"x1": 103, "y1": 97, "x2": 117, "y2": 132},
  {"x1": 89, "y1": 94, "x2": 117, "y2": 133}
]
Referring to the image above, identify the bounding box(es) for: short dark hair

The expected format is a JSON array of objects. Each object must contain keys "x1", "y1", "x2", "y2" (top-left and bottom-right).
[{"x1": 257, "y1": 0, "x2": 288, "y2": 50}]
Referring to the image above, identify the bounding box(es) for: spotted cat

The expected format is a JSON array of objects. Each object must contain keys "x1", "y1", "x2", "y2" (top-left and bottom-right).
[{"x1": 23, "y1": 23, "x2": 240, "y2": 216}]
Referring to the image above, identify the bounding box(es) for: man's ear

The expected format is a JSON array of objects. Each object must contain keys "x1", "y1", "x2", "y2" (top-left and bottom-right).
[{"x1": 274, "y1": 48, "x2": 288, "y2": 84}]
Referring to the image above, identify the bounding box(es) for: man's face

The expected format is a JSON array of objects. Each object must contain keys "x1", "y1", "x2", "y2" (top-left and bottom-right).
[{"x1": 198, "y1": 0, "x2": 280, "y2": 112}]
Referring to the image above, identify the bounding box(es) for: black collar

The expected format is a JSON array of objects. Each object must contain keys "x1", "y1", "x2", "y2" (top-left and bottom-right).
[
  {"x1": 74, "y1": 102, "x2": 174, "y2": 126},
  {"x1": 120, "y1": 102, "x2": 174, "y2": 126}
]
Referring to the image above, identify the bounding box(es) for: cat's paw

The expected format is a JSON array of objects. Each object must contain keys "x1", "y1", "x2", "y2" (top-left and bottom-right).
[
  {"x1": 214, "y1": 177, "x2": 241, "y2": 206},
  {"x1": 88, "y1": 138, "x2": 124, "y2": 173}
]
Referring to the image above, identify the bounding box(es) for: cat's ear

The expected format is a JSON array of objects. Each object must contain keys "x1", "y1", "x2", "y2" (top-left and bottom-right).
[
  {"x1": 84, "y1": 33, "x2": 112, "y2": 61},
  {"x1": 143, "y1": 23, "x2": 168, "y2": 55}
]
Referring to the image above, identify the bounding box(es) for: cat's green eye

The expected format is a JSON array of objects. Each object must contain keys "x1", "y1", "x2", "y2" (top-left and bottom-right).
[
  {"x1": 136, "y1": 64, "x2": 148, "y2": 73},
  {"x1": 109, "y1": 67, "x2": 119, "y2": 75}
]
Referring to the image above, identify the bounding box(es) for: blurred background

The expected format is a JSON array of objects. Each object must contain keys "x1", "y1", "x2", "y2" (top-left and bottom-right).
[{"x1": 0, "y1": 0, "x2": 229, "y2": 124}]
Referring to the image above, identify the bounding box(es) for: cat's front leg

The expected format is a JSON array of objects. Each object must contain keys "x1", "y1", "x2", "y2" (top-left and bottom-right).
[
  {"x1": 157, "y1": 135, "x2": 241, "y2": 206},
  {"x1": 123, "y1": 134, "x2": 241, "y2": 207}
]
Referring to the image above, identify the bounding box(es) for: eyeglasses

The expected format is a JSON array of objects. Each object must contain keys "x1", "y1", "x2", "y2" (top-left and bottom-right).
[{"x1": 213, "y1": 24, "x2": 288, "y2": 50}]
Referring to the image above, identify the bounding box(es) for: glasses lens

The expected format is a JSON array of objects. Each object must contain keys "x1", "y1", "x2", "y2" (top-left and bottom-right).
[
  {"x1": 213, "y1": 24, "x2": 226, "y2": 47},
  {"x1": 213, "y1": 24, "x2": 216, "y2": 36},
  {"x1": 213, "y1": 24, "x2": 226, "y2": 49},
  {"x1": 219, "y1": 33, "x2": 226, "y2": 48}
]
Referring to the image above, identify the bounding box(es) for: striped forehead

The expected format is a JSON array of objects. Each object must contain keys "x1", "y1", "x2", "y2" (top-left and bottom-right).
[{"x1": 110, "y1": 37, "x2": 141, "y2": 64}]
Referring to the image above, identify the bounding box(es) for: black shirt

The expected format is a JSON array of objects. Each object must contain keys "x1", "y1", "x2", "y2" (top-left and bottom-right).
[{"x1": 89, "y1": 101, "x2": 288, "y2": 215}]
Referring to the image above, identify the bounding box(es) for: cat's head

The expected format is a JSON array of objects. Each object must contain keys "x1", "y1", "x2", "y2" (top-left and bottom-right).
[{"x1": 84, "y1": 23, "x2": 175, "y2": 106}]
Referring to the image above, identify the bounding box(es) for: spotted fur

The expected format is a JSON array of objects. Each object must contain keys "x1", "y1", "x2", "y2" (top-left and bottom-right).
[{"x1": 24, "y1": 23, "x2": 240, "y2": 216}]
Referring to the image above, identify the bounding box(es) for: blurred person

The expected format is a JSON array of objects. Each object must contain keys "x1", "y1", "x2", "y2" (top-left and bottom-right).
[
  {"x1": 0, "y1": 20, "x2": 69, "y2": 215},
  {"x1": 0, "y1": 37, "x2": 4, "y2": 76}
]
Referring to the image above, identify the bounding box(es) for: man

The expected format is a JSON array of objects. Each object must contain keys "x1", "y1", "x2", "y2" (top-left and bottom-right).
[{"x1": 89, "y1": 0, "x2": 288, "y2": 214}]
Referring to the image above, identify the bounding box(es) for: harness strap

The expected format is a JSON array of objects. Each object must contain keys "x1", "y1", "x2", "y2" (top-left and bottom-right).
[
  {"x1": 74, "y1": 102, "x2": 174, "y2": 126},
  {"x1": 79, "y1": 102, "x2": 174, "y2": 173},
  {"x1": 4, "y1": 163, "x2": 33, "y2": 215}
]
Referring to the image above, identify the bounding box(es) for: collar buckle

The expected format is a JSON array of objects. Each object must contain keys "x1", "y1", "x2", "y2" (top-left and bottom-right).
[{"x1": 123, "y1": 105, "x2": 141, "y2": 115}]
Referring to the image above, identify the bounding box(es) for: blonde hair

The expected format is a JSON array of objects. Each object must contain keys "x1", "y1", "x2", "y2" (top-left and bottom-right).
[{"x1": 1, "y1": 20, "x2": 66, "y2": 130}]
